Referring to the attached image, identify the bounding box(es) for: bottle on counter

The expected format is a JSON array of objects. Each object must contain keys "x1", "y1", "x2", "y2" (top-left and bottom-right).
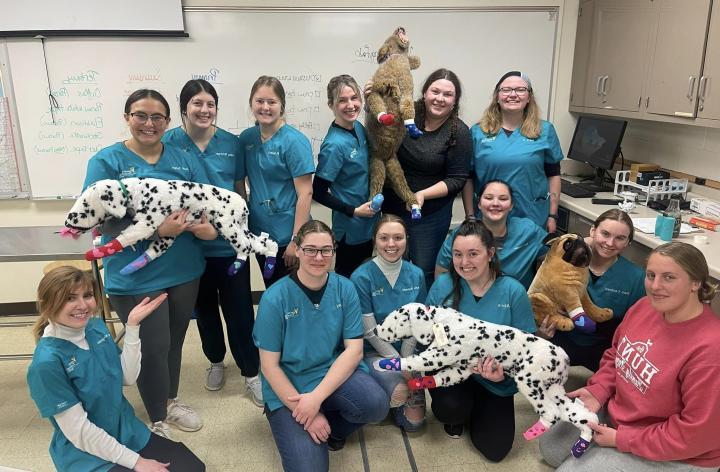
[{"x1": 664, "y1": 198, "x2": 682, "y2": 238}]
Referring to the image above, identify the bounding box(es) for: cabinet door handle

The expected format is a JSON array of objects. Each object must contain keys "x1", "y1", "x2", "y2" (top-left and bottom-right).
[
  {"x1": 699, "y1": 76, "x2": 708, "y2": 100},
  {"x1": 687, "y1": 76, "x2": 697, "y2": 101},
  {"x1": 602, "y1": 76, "x2": 609, "y2": 96},
  {"x1": 596, "y1": 76, "x2": 604, "y2": 96}
]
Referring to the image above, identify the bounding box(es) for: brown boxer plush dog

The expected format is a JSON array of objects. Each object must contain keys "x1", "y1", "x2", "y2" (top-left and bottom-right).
[{"x1": 528, "y1": 233, "x2": 612, "y2": 333}]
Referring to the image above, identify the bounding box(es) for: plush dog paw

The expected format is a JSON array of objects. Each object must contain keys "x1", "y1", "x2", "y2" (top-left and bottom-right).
[
  {"x1": 227, "y1": 259, "x2": 246, "y2": 277},
  {"x1": 407, "y1": 376, "x2": 436, "y2": 390},
  {"x1": 370, "y1": 194, "x2": 384, "y2": 212},
  {"x1": 404, "y1": 122, "x2": 423, "y2": 138},
  {"x1": 571, "y1": 437, "x2": 591, "y2": 458},
  {"x1": 373, "y1": 357, "x2": 401, "y2": 371},
  {"x1": 571, "y1": 313, "x2": 596, "y2": 334},
  {"x1": 523, "y1": 420, "x2": 549, "y2": 440},
  {"x1": 120, "y1": 253, "x2": 152, "y2": 275},
  {"x1": 85, "y1": 239, "x2": 123, "y2": 261},
  {"x1": 262, "y1": 257, "x2": 276, "y2": 279},
  {"x1": 378, "y1": 112, "x2": 395, "y2": 126}
]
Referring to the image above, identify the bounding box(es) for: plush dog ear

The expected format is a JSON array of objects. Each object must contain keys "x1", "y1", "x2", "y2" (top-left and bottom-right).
[{"x1": 542, "y1": 232, "x2": 563, "y2": 246}]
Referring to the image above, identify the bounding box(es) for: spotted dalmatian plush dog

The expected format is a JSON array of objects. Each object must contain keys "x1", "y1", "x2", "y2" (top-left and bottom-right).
[
  {"x1": 63, "y1": 177, "x2": 278, "y2": 278},
  {"x1": 373, "y1": 303, "x2": 597, "y2": 458}
]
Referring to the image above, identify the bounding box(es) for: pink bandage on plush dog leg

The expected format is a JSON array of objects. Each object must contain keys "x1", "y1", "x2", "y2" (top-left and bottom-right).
[{"x1": 523, "y1": 419, "x2": 549, "y2": 440}]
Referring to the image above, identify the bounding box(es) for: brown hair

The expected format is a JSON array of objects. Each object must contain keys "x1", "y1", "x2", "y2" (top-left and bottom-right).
[
  {"x1": 445, "y1": 219, "x2": 502, "y2": 310},
  {"x1": 651, "y1": 242, "x2": 718, "y2": 303},
  {"x1": 478, "y1": 75, "x2": 541, "y2": 139},
  {"x1": 249, "y1": 75, "x2": 286, "y2": 115},
  {"x1": 124, "y1": 89, "x2": 171, "y2": 116},
  {"x1": 326, "y1": 74, "x2": 362, "y2": 107},
  {"x1": 593, "y1": 208, "x2": 635, "y2": 242},
  {"x1": 292, "y1": 220, "x2": 335, "y2": 247},
  {"x1": 32, "y1": 266, "x2": 99, "y2": 342}
]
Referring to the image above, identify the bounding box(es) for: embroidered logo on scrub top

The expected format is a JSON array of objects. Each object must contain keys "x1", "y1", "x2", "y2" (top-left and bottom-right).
[
  {"x1": 401, "y1": 286, "x2": 420, "y2": 293},
  {"x1": 215, "y1": 152, "x2": 234, "y2": 158},
  {"x1": 350, "y1": 148, "x2": 358, "y2": 159},
  {"x1": 171, "y1": 166, "x2": 190, "y2": 172},
  {"x1": 614, "y1": 336, "x2": 659, "y2": 394},
  {"x1": 245, "y1": 144, "x2": 255, "y2": 151},
  {"x1": 481, "y1": 136, "x2": 496, "y2": 143},
  {"x1": 284, "y1": 307, "x2": 300, "y2": 320},
  {"x1": 267, "y1": 151, "x2": 280, "y2": 157},
  {"x1": 497, "y1": 303, "x2": 511, "y2": 308},
  {"x1": 371, "y1": 287, "x2": 385, "y2": 297},
  {"x1": 119, "y1": 166, "x2": 136, "y2": 178},
  {"x1": 65, "y1": 356, "x2": 79, "y2": 373},
  {"x1": 604, "y1": 287, "x2": 631, "y2": 296},
  {"x1": 96, "y1": 333, "x2": 111, "y2": 344},
  {"x1": 335, "y1": 303, "x2": 343, "y2": 310}
]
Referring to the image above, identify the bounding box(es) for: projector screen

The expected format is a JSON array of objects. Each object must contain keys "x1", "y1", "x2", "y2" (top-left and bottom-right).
[{"x1": 0, "y1": 0, "x2": 185, "y2": 35}]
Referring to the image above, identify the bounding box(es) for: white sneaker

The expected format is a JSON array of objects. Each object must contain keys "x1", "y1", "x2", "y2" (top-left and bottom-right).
[
  {"x1": 166, "y1": 398, "x2": 203, "y2": 432},
  {"x1": 205, "y1": 362, "x2": 225, "y2": 391},
  {"x1": 245, "y1": 375, "x2": 264, "y2": 407},
  {"x1": 150, "y1": 421, "x2": 173, "y2": 440}
]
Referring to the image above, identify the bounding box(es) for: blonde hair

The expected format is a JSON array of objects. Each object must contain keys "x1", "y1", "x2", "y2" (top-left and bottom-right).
[
  {"x1": 32, "y1": 266, "x2": 99, "y2": 342},
  {"x1": 478, "y1": 82, "x2": 542, "y2": 139},
  {"x1": 326, "y1": 74, "x2": 362, "y2": 107},
  {"x1": 651, "y1": 242, "x2": 718, "y2": 303}
]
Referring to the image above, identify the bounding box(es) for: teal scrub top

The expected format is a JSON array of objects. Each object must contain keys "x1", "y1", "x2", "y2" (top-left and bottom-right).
[
  {"x1": 350, "y1": 259, "x2": 427, "y2": 353},
  {"x1": 252, "y1": 273, "x2": 367, "y2": 412},
  {"x1": 315, "y1": 122, "x2": 377, "y2": 245},
  {"x1": 426, "y1": 274, "x2": 536, "y2": 396},
  {"x1": 239, "y1": 124, "x2": 315, "y2": 246},
  {"x1": 27, "y1": 318, "x2": 150, "y2": 472},
  {"x1": 470, "y1": 121, "x2": 564, "y2": 227},
  {"x1": 436, "y1": 217, "x2": 547, "y2": 289},
  {"x1": 163, "y1": 126, "x2": 245, "y2": 257},
  {"x1": 566, "y1": 255, "x2": 645, "y2": 346},
  {"x1": 83, "y1": 142, "x2": 210, "y2": 295}
]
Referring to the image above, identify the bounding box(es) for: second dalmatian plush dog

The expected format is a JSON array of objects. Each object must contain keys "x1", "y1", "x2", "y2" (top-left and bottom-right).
[
  {"x1": 373, "y1": 302, "x2": 597, "y2": 458},
  {"x1": 63, "y1": 177, "x2": 278, "y2": 278}
]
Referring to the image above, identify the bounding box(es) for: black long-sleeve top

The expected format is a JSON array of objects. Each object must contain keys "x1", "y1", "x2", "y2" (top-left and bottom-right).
[{"x1": 382, "y1": 114, "x2": 472, "y2": 217}]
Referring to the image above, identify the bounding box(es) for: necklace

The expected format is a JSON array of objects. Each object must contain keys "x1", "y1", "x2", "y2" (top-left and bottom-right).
[{"x1": 470, "y1": 274, "x2": 494, "y2": 297}]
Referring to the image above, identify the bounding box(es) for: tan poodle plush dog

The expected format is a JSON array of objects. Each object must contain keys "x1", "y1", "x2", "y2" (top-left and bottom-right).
[
  {"x1": 365, "y1": 26, "x2": 423, "y2": 219},
  {"x1": 528, "y1": 233, "x2": 613, "y2": 333}
]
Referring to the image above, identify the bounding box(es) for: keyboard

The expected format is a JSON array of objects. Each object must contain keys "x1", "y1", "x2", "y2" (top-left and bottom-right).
[{"x1": 560, "y1": 179, "x2": 596, "y2": 198}]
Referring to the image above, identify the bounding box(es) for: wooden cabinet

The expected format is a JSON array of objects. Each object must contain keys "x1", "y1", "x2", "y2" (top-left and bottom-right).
[
  {"x1": 583, "y1": 0, "x2": 654, "y2": 113},
  {"x1": 645, "y1": 0, "x2": 712, "y2": 118},
  {"x1": 698, "y1": 0, "x2": 720, "y2": 121},
  {"x1": 570, "y1": 0, "x2": 720, "y2": 128}
]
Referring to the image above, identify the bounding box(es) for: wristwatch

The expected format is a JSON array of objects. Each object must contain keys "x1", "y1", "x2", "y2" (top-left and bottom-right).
[{"x1": 548, "y1": 214, "x2": 558, "y2": 220}]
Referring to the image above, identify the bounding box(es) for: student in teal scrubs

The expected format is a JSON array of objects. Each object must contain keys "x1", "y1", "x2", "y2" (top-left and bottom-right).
[
  {"x1": 468, "y1": 71, "x2": 563, "y2": 231},
  {"x1": 436, "y1": 180, "x2": 547, "y2": 289},
  {"x1": 83, "y1": 89, "x2": 216, "y2": 439},
  {"x1": 425, "y1": 219, "x2": 537, "y2": 462},
  {"x1": 350, "y1": 214, "x2": 427, "y2": 432},
  {"x1": 239, "y1": 76, "x2": 315, "y2": 287},
  {"x1": 253, "y1": 220, "x2": 388, "y2": 472},
  {"x1": 27, "y1": 266, "x2": 204, "y2": 472},
  {"x1": 549, "y1": 209, "x2": 645, "y2": 371},
  {"x1": 164, "y1": 79, "x2": 262, "y2": 405},
  {"x1": 314, "y1": 75, "x2": 378, "y2": 277}
]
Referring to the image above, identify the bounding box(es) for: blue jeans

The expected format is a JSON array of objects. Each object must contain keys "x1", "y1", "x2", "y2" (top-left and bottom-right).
[
  {"x1": 266, "y1": 369, "x2": 389, "y2": 472},
  {"x1": 402, "y1": 199, "x2": 453, "y2": 288}
]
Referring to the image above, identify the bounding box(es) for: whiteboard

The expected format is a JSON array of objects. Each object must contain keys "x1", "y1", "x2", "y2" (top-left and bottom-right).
[{"x1": 5, "y1": 8, "x2": 558, "y2": 199}]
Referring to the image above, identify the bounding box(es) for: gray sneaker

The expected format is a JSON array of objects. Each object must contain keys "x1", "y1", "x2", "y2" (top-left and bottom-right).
[
  {"x1": 166, "y1": 398, "x2": 203, "y2": 432},
  {"x1": 245, "y1": 375, "x2": 264, "y2": 407},
  {"x1": 149, "y1": 421, "x2": 173, "y2": 440},
  {"x1": 205, "y1": 362, "x2": 225, "y2": 391}
]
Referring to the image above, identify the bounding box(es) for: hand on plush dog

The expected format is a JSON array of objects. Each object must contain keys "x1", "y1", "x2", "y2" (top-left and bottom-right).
[{"x1": 473, "y1": 356, "x2": 505, "y2": 382}]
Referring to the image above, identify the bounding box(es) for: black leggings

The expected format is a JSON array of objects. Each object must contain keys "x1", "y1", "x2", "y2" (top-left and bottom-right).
[
  {"x1": 429, "y1": 379, "x2": 515, "y2": 462},
  {"x1": 109, "y1": 433, "x2": 204, "y2": 471},
  {"x1": 110, "y1": 279, "x2": 200, "y2": 422}
]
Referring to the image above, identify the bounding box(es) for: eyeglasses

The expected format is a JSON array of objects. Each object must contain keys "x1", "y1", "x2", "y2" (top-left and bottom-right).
[
  {"x1": 498, "y1": 87, "x2": 529, "y2": 96},
  {"x1": 299, "y1": 246, "x2": 336, "y2": 257},
  {"x1": 128, "y1": 112, "x2": 169, "y2": 125}
]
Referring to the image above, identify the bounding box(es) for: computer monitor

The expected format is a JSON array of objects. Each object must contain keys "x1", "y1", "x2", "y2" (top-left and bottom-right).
[{"x1": 567, "y1": 116, "x2": 627, "y2": 191}]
